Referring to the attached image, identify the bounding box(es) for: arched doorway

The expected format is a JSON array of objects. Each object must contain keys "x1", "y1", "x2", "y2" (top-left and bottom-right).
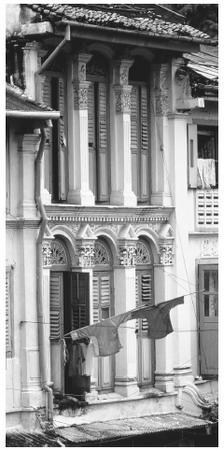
[
  {"x1": 135, "y1": 238, "x2": 155, "y2": 387},
  {"x1": 92, "y1": 238, "x2": 114, "y2": 392},
  {"x1": 49, "y1": 237, "x2": 90, "y2": 394}
]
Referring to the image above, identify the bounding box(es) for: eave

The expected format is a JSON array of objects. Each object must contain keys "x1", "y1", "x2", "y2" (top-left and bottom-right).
[{"x1": 6, "y1": 110, "x2": 60, "y2": 119}]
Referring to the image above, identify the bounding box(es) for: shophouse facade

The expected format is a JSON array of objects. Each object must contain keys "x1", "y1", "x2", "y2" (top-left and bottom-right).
[{"x1": 6, "y1": 4, "x2": 218, "y2": 431}]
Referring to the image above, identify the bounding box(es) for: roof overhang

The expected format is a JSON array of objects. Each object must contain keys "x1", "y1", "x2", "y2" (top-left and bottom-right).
[{"x1": 6, "y1": 110, "x2": 60, "y2": 119}]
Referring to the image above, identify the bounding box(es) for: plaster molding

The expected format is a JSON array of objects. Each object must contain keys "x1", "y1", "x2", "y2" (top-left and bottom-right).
[
  {"x1": 73, "y1": 81, "x2": 90, "y2": 110},
  {"x1": 200, "y1": 238, "x2": 218, "y2": 257},
  {"x1": 114, "y1": 85, "x2": 132, "y2": 113}
]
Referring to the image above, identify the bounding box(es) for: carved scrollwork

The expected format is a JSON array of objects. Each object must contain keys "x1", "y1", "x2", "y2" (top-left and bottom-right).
[
  {"x1": 77, "y1": 244, "x2": 95, "y2": 267},
  {"x1": 136, "y1": 241, "x2": 152, "y2": 265},
  {"x1": 51, "y1": 240, "x2": 68, "y2": 265},
  {"x1": 42, "y1": 240, "x2": 53, "y2": 267},
  {"x1": 94, "y1": 241, "x2": 112, "y2": 265}
]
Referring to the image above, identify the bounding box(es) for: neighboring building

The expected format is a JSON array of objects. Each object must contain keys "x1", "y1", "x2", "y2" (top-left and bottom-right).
[{"x1": 6, "y1": 4, "x2": 218, "y2": 436}]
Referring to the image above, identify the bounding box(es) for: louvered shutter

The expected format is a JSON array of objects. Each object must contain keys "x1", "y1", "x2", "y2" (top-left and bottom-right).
[
  {"x1": 50, "y1": 272, "x2": 63, "y2": 340},
  {"x1": 140, "y1": 273, "x2": 152, "y2": 331},
  {"x1": 88, "y1": 82, "x2": 97, "y2": 197},
  {"x1": 58, "y1": 77, "x2": 67, "y2": 200},
  {"x1": 42, "y1": 75, "x2": 53, "y2": 155},
  {"x1": 187, "y1": 124, "x2": 198, "y2": 188},
  {"x1": 135, "y1": 273, "x2": 139, "y2": 333},
  {"x1": 97, "y1": 82, "x2": 109, "y2": 202},
  {"x1": 140, "y1": 86, "x2": 150, "y2": 201},
  {"x1": 100, "y1": 275, "x2": 110, "y2": 306},
  {"x1": 93, "y1": 276, "x2": 100, "y2": 323},
  {"x1": 71, "y1": 273, "x2": 89, "y2": 330},
  {"x1": 131, "y1": 85, "x2": 140, "y2": 198},
  {"x1": 6, "y1": 270, "x2": 12, "y2": 354}
]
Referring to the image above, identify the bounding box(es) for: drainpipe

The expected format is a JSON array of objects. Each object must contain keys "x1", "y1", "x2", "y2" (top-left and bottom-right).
[
  {"x1": 38, "y1": 24, "x2": 70, "y2": 75},
  {"x1": 35, "y1": 127, "x2": 54, "y2": 422}
]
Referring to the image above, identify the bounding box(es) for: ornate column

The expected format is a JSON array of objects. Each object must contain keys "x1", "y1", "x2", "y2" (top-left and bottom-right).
[
  {"x1": 18, "y1": 133, "x2": 40, "y2": 219},
  {"x1": 150, "y1": 63, "x2": 173, "y2": 207},
  {"x1": 168, "y1": 106, "x2": 194, "y2": 388},
  {"x1": 110, "y1": 59, "x2": 137, "y2": 206},
  {"x1": 114, "y1": 238, "x2": 139, "y2": 397},
  {"x1": 153, "y1": 236, "x2": 176, "y2": 392},
  {"x1": 67, "y1": 53, "x2": 95, "y2": 205}
]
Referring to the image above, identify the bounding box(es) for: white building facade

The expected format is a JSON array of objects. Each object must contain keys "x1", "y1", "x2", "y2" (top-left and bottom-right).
[{"x1": 6, "y1": 4, "x2": 218, "y2": 431}]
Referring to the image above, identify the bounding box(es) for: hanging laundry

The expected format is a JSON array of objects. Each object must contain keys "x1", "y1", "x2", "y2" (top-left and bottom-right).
[
  {"x1": 69, "y1": 310, "x2": 133, "y2": 357},
  {"x1": 131, "y1": 296, "x2": 184, "y2": 339},
  {"x1": 197, "y1": 158, "x2": 216, "y2": 188}
]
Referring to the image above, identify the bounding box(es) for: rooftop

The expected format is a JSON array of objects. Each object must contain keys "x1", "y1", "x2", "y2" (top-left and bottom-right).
[
  {"x1": 6, "y1": 83, "x2": 60, "y2": 118},
  {"x1": 23, "y1": 3, "x2": 215, "y2": 44}
]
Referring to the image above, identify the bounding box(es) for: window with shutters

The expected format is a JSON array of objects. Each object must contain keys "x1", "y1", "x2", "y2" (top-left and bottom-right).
[
  {"x1": 129, "y1": 57, "x2": 151, "y2": 204},
  {"x1": 87, "y1": 56, "x2": 110, "y2": 203},
  {"x1": 6, "y1": 267, "x2": 14, "y2": 357},
  {"x1": 187, "y1": 125, "x2": 218, "y2": 189},
  {"x1": 42, "y1": 75, "x2": 67, "y2": 202},
  {"x1": 50, "y1": 272, "x2": 63, "y2": 341},
  {"x1": 130, "y1": 84, "x2": 150, "y2": 203}
]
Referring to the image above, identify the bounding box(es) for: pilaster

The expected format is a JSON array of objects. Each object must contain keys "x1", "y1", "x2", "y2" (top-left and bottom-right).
[
  {"x1": 114, "y1": 239, "x2": 139, "y2": 397},
  {"x1": 67, "y1": 53, "x2": 94, "y2": 205},
  {"x1": 110, "y1": 59, "x2": 137, "y2": 206},
  {"x1": 150, "y1": 63, "x2": 173, "y2": 207},
  {"x1": 18, "y1": 133, "x2": 40, "y2": 219}
]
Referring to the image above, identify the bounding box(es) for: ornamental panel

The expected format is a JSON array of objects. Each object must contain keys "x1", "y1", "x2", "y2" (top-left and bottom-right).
[
  {"x1": 94, "y1": 241, "x2": 112, "y2": 265},
  {"x1": 136, "y1": 241, "x2": 152, "y2": 265},
  {"x1": 51, "y1": 240, "x2": 68, "y2": 266}
]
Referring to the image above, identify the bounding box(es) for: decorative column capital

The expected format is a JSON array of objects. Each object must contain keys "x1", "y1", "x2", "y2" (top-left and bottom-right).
[
  {"x1": 159, "y1": 238, "x2": 174, "y2": 265},
  {"x1": 73, "y1": 53, "x2": 92, "y2": 82},
  {"x1": 113, "y1": 85, "x2": 132, "y2": 113},
  {"x1": 152, "y1": 63, "x2": 170, "y2": 116},
  {"x1": 72, "y1": 81, "x2": 90, "y2": 110},
  {"x1": 118, "y1": 239, "x2": 137, "y2": 267},
  {"x1": 42, "y1": 239, "x2": 53, "y2": 267},
  {"x1": 113, "y1": 59, "x2": 134, "y2": 85},
  {"x1": 76, "y1": 239, "x2": 96, "y2": 268},
  {"x1": 17, "y1": 133, "x2": 40, "y2": 153}
]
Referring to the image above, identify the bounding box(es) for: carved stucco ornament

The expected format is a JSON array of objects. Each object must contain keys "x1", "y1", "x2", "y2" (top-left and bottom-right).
[{"x1": 159, "y1": 239, "x2": 174, "y2": 265}]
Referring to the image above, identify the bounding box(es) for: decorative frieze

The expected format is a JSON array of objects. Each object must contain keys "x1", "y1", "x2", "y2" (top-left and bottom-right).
[
  {"x1": 113, "y1": 59, "x2": 134, "y2": 85},
  {"x1": 114, "y1": 85, "x2": 132, "y2": 113}
]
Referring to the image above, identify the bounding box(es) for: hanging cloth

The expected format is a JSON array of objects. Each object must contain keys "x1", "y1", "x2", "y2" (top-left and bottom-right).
[
  {"x1": 197, "y1": 158, "x2": 216, "y2": 188},
  {"x1": 67, "y1": 297, "x2": 184, "y2": 357},
  {"x1": 69, "y1": 310, "x2": 132, "y2": 357},
  {"x1": 131, "y1": 296, "x2": 184, "y2": 339}
]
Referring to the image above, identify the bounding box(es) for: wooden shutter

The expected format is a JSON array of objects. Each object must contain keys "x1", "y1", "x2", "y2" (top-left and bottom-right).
[
  {"x1": 140, "y1": 272, "x2": 153, "y2": 332},
  {"x1": 187, "y1": 124, "x2": 198, "y2": 188},
  {"x1": 88, "y1": 82, "x2": 97, "y2": 197},
  {"x1": 100, "y1": 275, "x2": 110, "y2": 306},
  {"x1": 97, "y1": 82, "x2": 109, "y2": 202},
  {"x1": 140, "y1": 86, "x2": 150, "y2": 201},
  {"x1": 50, "y1": 272, "x2": 63, "y2": 340},
  {"x1": 58, "y1": 77, "x2": 67, "y2": 200},
  {"x1": 42, "y1": 75, "x2": 52, "y2": 194},
  {"x1": 131, "y1": 85, "x2": 140, "y2": 198},
  {"x1": 6, "y1": 270, "x2": 12, "y2": 354},
  {"x1": 71, "y1": 273, "x2": 89, "y2": 330},
  {"x1": 93, "y1": 276, "x2": 100, "y2": 323}
]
